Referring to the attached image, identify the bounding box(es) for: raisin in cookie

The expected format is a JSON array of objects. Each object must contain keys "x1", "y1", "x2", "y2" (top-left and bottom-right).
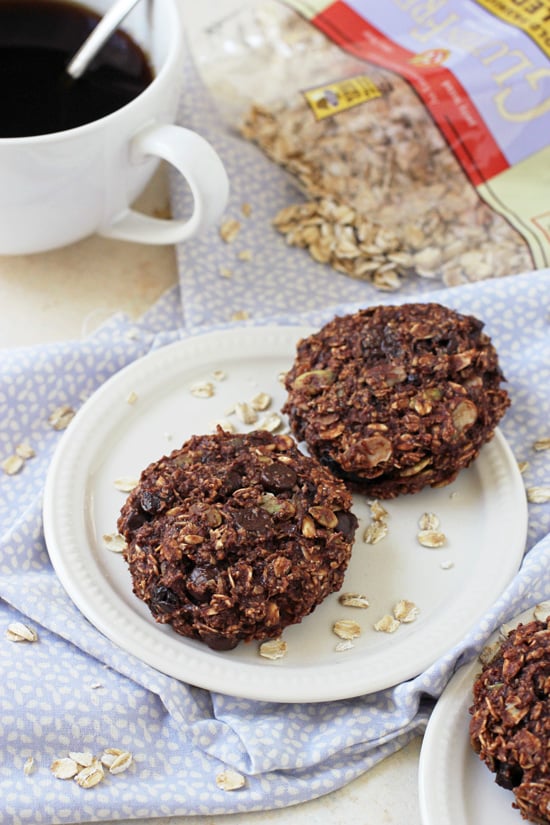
[
  {"x1": 469, "y1": 617, "x2": 550, "y2": 824},
  {"x1": 283, "y1": 303, "x2": 510, "y2": 498},
  {"x1": 118, "y1": 428, "x2": 358, "y2": 651}
]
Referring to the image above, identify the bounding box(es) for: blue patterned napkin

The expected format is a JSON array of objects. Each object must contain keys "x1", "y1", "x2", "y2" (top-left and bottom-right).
[
  {"x1": 0, "y1": 270, "x2": 549, "y2": 824},
  {"x1": 1, "y1": 42, "x2": 550, "y2": 825}
]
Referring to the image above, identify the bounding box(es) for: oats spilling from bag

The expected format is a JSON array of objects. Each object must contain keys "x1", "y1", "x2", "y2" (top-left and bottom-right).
[{"x1": 240, "y1": 71, "x2": 531, "y2": 290}]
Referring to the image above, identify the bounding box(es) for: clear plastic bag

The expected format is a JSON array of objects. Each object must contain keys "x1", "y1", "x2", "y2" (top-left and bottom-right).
[{"x1": 193, "y1": 1, "x2": 546, "y2": 290}]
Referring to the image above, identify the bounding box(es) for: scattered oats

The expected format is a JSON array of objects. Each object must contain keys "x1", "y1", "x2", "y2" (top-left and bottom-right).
[
  {"x1": 108, "y1": 751, "x2": 133, "y2": 775},
  {"x1": 51, "y1": 757, "x2": 79, "y2": 779},
  {"x1": 533, "y1": 437, "x2": 550, "y2": 451},
  {"x1": 126, "y1": 391, "x2": 138, "y2": 405},
  {"x1": 15, "y1": 442, "x2": 35, "y2": 459},
  {"x1": 100, "y1": 748, "x2": 125, "y2": 768},
  {"x1": 250, "y1": 392, "x2": 272, "y2": 411},
  {"x1": 23, "y1": 756, "x2": 35, "y2": 776},
  {"x1": 113, "y1": 477, "x2": 139, "y2": 493},
  {"x1": 339, "y1": 592, "x2": 370, "y2": 609},
  {"x1": 74, "y1": 761, "x2": 104, "y2": 788},
  {"x1": 335, "y1": 639, "x2": 355, "y2": 652},
  {"x1": 6, "y1": 622, "x2": 38, "y2": 642},
  {"x1": 219, "y1": 266, "x2": 233, "y2": 279},
  {"x1": 235, "y1": 402, "x2": 258, "y2": 425},
  {"x1": 440, "y1": 560, "x2": 455, "y2": 570},
  {"x1": 164, "y1": 432, "x2": 173, "y2": 441},
  {"x1": 125, "y1": 328, "x2": 140, "y2": 341},
  {"x1": 333, "y1": 619, "x2": 361, "y2": 640},
  {"x1": 220, "y1": 218, "x2": 241, "y2": 243},
  {"x1": 517, "y1": 460, "x2": 529, "y2": 474},
  {"x1": 257, "y1": 412, "x2": 283, "y2": 433},
  {"x1": 69, "y1": 751, "x2": 94, "y2": 768},
  {"x1": 363, "y1": 519, "x2": 388, "y2": 544},
  {"x1": 2, "y1": 454, "x2": 24, "y2": 475},
  {"x1": 90, "y1": 682, "x2": 103, "y2": 690},
  {"x1": 231, "y1": 310, "x2": 250, "y2": 322},
  {"x1": 527, "y1": 485, "x2": 550, "y2": 503},
  {"x1": 533, "y1": 601, "x2": 550, "y2": 622},
  {"x1": 277, "y1": 371, "x2": 288, "y2": 384},
  {"x1": 369, "y1": 500, "x2": 388, "y2": 521},
  {"x1": 102, "y1": 532, "x2": 127, "y2": 553},
  {"x1": 417, "y1": 529, "x2": 447, "y2": 548},
  {"x1": 238, "y1": 249, "x2": 253, "y2": 261},
  {"x1": 479, "y1": 640, "x2": 502, "y2": 666},
  {"x1": 216, "y1": 768, "x2": 246, "y2": 791},
  {"x1": 190, "y1": 380, "x2": 215, "y2": 399},
  {"x1": 259, "y1": 638, "x2": 287, "y2": 660},
  {"x1": 210, "y1": 418, "x2": 237, "y2": 434},
  {"x1": 241, "y1": 202, "x2": 252, "y2": 217},
  {"x1": 418, "y1": 512, "x2": 440, "y2": 531},
  {"x1": 48, "y1": 404, "x2": 75, "y2": 430},
  {"x1": 374, "y1": 615, "x2": 400, "y2": 633},
  {"x1": 393, "y1": 599, "x2": 420, "y2": 623},
  {"x1": 212, "y1": 370, "x2": 227, "y2": 382}
]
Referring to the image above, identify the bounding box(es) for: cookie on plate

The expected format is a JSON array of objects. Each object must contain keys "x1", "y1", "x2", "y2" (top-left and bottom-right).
[
  {"x1": 118, "y1": 428, "x2": 358, "y2": 651},
  {"x1": 469, "y1": 616, "x2": 550, "y2": 824},
  {"x1": 283, "y1": 303, "x2": 510, "y2": 498}
]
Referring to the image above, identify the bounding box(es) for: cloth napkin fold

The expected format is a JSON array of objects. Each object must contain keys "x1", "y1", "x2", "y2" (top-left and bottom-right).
[{"x1": 0, "y1": 270, "x2": 549, "y2": 825}]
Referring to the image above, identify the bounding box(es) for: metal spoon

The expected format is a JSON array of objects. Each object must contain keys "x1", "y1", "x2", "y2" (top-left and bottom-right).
[{"x1": 66, "y1": 0, "x2": 143, "y2": 79}]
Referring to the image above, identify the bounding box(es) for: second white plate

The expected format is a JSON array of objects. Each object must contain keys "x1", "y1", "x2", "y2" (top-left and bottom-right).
[
  {"x1": 418, "y1": 605, "x2": 546, "y2": 825},
  {"x1": 43, "y1": 325, "x2": 528, "y2": 702}
]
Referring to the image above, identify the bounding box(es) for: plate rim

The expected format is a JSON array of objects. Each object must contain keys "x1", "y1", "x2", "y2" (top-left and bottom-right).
[{"x1": 43, "y1": 324, "x2": 528, "y2": 703}]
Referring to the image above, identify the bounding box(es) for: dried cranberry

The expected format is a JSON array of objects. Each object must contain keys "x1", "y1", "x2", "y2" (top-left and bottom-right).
[
  {"x1": 140, "y1": 489, "x2": 162, "y2": 514},
  {"x1": 150, "y1": 584, "x2": 180, "y2": 614}
]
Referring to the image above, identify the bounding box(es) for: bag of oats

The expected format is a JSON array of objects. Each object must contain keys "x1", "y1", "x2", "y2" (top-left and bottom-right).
[{"x1": 194, "y1": 0, "x2": 549, "y2": 290}]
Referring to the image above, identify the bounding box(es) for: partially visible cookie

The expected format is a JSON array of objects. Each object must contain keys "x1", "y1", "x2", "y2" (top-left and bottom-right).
[
  {"x1": 118, "y1": 428, "x2": 358, "y2": 651},
  {"x1": 469, "y1": 617, "x2": 550, "y2": 824},
  {"x1": 283, "y1": 303, "x2": 510, "y2": 498}
]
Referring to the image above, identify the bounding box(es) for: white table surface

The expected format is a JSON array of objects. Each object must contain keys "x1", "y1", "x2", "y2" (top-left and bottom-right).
[{"x1": 0, "y1": 1, "x2": 424, "y2": 823}]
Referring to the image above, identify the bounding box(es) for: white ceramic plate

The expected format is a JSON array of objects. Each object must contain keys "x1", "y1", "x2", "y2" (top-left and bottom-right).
[
  {"x1": 418, "y1": 606, "x2": 544, "y2": 825},
  {"x1": 43, "y1": 325, "x2": 528, "y2": 703}
]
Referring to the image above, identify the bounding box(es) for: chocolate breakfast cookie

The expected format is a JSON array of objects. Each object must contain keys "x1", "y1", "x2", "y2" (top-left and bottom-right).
[
  {"x1": 118, "y1": 428, "x2": 358, "y2": 651},
  {"x1": 283, "y1": 303, "x2": 510, "y2": 498},
  {"x1": 469, "y1": 617, "x2": 550, "y2": 824}
]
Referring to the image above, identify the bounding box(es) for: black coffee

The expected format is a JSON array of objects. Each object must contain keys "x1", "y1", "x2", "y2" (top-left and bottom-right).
[{"x1": 0, "y1": 0, "x2": 154, "y2": 137}]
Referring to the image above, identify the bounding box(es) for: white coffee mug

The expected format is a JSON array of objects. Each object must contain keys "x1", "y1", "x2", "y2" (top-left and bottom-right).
[{"x1": 0, "y1": 0, "x2": 229, "y2": 255}]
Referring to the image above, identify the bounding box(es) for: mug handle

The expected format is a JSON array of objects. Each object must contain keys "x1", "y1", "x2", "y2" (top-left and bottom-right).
[{"x1": 100, "y1": 123, "x2": 229, "y2": 245}]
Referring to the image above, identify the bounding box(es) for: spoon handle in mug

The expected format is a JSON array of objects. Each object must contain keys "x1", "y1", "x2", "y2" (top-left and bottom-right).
[{"x1": 66, "y1": 0, "x2": 143, "y2": 79}]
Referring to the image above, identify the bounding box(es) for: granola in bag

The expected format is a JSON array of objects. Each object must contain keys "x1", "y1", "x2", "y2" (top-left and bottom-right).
[{"x1": 195, "y1": 0, "x2": 550, "y2": 290}]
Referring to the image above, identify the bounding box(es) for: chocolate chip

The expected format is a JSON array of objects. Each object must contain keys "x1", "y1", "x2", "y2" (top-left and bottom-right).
[
  {"x1": 186, "y1": 566, "x2": 217, "y2": 603},
  {"x1": 233, "y1": 507, "x2": 272, "y2": 533},
  {"x1": 199, "y1": 629, "x2": 239, "y2": 651},
  {"x1": 495, "y1": 761, "x2": 523, "y2": 790},
  {"x1": 219, "y1": 469, "x2": 243, "y2": 497},
  {"x1": 260, "y1": 463, "x2": 297, "y2": 492},
  {"x1": 335, "y1": 510, "x2": 358, "y2": 540}
]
